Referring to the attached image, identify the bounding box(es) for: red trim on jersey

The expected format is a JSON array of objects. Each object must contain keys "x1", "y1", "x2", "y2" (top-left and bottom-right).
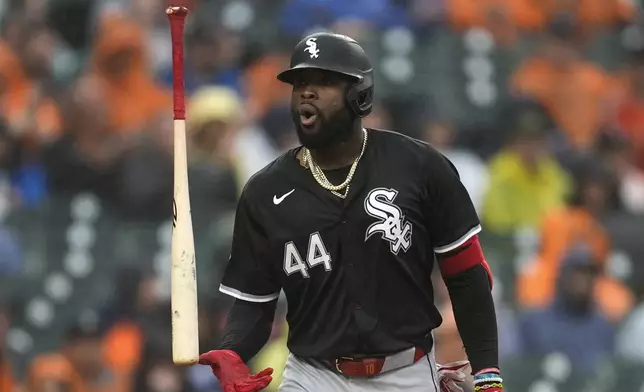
[
  {"x1": 438, "y1": 235, "x2": 493, "y2": 288},
  {"x1": 437, "y1": 235, "x2": 481, "y2": 275}
]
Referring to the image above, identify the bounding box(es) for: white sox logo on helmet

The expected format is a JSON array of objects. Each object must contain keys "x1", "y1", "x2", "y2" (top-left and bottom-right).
[
  {"x1": 304, "y1": 38, "x2": 319, "y2": 58},
  {"x1": 364, "y1": 188, "x2": 412, "y2": 255}
]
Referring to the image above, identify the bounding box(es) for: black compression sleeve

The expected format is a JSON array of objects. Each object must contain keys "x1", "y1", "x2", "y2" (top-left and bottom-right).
[
  {"x1": 443, "y1": 264, "x2": 499, "y2": 373},
  {"x1": 218, "y1": 299, "x2": 277, "y2": 363}
]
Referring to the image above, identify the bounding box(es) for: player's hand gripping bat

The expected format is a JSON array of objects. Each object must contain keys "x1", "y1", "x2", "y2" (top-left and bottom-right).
[{"x1": 167, "y1": 5, "x2": 199, "y2": 366}]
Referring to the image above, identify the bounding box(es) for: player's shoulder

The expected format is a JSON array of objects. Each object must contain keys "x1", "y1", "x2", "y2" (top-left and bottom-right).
[
  {"x1": 369, "y1": 128, "x2": 454, "y2": 170},
  {"x1": 239, "y1": 149, "x2": 298, "y2": 203}
]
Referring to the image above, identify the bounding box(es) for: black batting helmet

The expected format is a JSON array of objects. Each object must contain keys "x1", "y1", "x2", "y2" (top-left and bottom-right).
[{"x1": 277, "y1": 32, "x2": 374, "y2": 118}]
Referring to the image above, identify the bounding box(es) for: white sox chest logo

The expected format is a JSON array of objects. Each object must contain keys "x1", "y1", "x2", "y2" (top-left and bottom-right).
[
  {"x1": 304, "y1": 38, "x2": 319, "y2": 58},
  {"x1": 364, "y1": 188, "x2": 412, "y2": 254}
]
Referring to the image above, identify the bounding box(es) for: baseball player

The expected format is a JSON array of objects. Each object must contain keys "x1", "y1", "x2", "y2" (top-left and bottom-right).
[{"x1": 199, "y1": 32, "x2": 503, "y2": 392}]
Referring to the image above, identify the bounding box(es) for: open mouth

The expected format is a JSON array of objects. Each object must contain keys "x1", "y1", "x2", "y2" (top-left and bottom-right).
[{"x1": 299, "y1": 104, "x2": 318, "y2": 127}]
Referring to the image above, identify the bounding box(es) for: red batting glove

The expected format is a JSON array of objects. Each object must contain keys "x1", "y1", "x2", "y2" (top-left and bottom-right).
[
  {"x1": 199, "y1": 350, "x2": 273, "y2": 392},
  {"x1": 437, "y1": 360, "x2": 472, "y2": 392}
]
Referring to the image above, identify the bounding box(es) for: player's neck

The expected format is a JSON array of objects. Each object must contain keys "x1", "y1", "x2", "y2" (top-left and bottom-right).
[{"x1": 310, "y1": 124, "x2": 364, "y2": 170}]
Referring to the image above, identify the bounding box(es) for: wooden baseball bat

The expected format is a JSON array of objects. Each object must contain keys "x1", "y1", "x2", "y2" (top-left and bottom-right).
[{"x1": 166, "y1": 5, "x2": 199, "y2": 366}]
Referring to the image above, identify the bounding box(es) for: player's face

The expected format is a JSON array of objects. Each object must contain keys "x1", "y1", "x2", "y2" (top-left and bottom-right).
[{"x1": 290, "y1": 69, "x2": 355, "y2": 149}]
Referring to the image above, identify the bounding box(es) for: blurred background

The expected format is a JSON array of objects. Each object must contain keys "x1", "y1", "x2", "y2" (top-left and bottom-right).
[{"x1": 0, "y1": 0, "x2": 644, "y2": 391}]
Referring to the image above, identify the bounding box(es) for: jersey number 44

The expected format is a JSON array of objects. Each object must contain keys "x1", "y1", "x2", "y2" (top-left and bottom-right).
[{"x1": 283, "y1": 232, "x2": 332, "y2": 278}]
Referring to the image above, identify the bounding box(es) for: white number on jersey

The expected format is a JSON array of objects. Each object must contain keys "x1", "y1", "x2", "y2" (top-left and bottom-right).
[
  {"x1": 283, "y1": 241, "x2": 309, "y2": 278},
  {"x1": 283, "y1": 232, "x2": 332, "y2": 278}
]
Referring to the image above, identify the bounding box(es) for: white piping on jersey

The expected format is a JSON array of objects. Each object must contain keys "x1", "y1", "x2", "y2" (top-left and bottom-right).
[
  {"x1": 219, "y1": 284, "x2": 280, "y2": 303},
  {"x1": 433, "y1": 224, "x2": 482, "y2": 254}
]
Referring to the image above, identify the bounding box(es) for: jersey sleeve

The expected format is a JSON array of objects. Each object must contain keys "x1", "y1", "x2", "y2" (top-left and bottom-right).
[
  {"x1": 219, "y1": 190, "x2": 281, "y2": 303},
  {"x1": 422, "y1": 152, "x2": 481, "y2": 255}
]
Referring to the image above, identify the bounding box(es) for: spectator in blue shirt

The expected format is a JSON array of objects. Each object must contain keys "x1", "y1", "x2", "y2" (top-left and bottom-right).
[{"x1": 519, "y1": 246, "x2": 616, "y2": 374}]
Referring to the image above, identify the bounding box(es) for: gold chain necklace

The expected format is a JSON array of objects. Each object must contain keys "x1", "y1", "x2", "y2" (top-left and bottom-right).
[{"x1": 302, "y1": 128, "x2": 368, "y2": 199}]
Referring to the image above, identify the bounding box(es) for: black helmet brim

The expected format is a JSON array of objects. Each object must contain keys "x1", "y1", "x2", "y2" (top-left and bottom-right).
[{"x1": 277, "y1": 63, "x2": 363, "y2": 85}]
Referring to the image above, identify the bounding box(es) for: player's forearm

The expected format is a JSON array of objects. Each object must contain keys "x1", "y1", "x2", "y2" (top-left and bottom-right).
[
  {"x1": 443, "y1": 264, "x2": 499, "y2": 374},
  {"x1": 218, "y1": 299, "x2": 277, "y2": 363}
]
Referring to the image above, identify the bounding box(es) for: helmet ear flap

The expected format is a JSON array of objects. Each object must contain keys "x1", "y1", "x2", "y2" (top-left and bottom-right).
[{"x1": 346, "y1": 83, "x2": 373, "y2": 118}]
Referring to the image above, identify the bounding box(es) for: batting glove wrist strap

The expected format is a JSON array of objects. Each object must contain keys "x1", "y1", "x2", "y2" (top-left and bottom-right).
[{"x1": 473, "y1": 369, "x2": 503, "y2": 391}]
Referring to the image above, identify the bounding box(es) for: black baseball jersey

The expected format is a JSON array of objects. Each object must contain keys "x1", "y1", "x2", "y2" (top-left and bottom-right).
[{"x1": 219, "y1": 129, "x2": 481, "y2": 359}]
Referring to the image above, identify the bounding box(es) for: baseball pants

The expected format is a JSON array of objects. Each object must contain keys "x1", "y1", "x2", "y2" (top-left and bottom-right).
[{"x1": 278, "y1": 351, "x2": 440, "y2": 392}]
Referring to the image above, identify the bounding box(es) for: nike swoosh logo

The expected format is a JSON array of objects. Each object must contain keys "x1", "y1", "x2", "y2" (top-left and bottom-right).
[{"x1": 273, "y1": 189, "x2": 295, "y2": 205}]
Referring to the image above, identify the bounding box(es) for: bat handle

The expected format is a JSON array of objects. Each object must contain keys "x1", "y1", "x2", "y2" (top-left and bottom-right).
[{"x1": 167, "y1": 6, "x2": 189, "y2": 120}]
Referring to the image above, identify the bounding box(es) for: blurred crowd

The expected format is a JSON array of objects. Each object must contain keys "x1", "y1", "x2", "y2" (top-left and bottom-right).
[{"x1": 0, "y1": 0, "x2": 644, "y2": 391}]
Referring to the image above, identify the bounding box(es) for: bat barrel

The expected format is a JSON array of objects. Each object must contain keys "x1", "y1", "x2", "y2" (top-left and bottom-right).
[{"x1": 171, "y1": 118, "x2": 199, "y2": 365}]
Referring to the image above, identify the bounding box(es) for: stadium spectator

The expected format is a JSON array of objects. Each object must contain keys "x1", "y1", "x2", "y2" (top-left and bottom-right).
[
  {"x1": 87, "y1": 14, "x2": 171, "y2": 134},
  {"x1": 0, "y1": 39, "x2": 61, "y2": 207},
  {"x1": 482, "y1": 120, "x2": 570, "y2": 234},
  {"x1": 27, "y1": 322, "x2": 129, "y2": 392},
  {"x1": 44, "y1": 76, "x2": 119, "y2": 200},
  {"x1": 519, "y1": 246, "x2": 616, "y2": 375},
  {"x1": 10, "y1": 20, "x2": 56, "y2": 88},
  {"x1": 0, "y1": 31, "x2": 60, "y2": 142},
  {"x1": 511, "y1": 16, "x2": 613, "y2": 151},
  {"x1": 187, "y1": 86, "x2": 278, "y2": 196},
  {"x1": 517, "y1": 164, "x2": 635, "y2": 321}
]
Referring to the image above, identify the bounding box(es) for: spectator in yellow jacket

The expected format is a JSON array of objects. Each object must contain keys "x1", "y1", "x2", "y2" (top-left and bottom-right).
[{"x1": 482, "y1": 124, "x2": 570, "y2": 235}]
